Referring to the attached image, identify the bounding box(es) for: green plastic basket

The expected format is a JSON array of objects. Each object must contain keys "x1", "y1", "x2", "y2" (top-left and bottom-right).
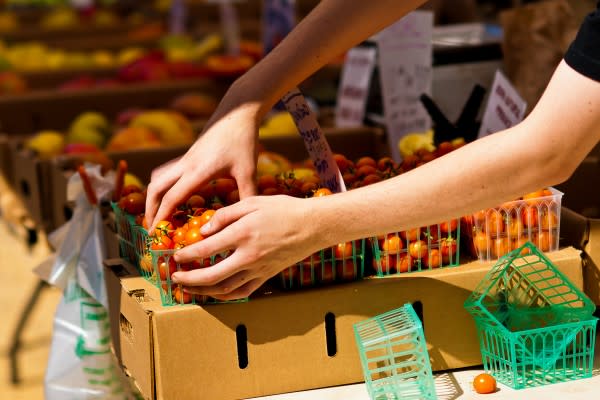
[
  {"x1": 371, "y1": 221, "x2": 460, "y2": 276},
  {"x1": 279, "y1": 239, "x2": 366, "y2": 289},
  {"x1": 464, "y1": 242, "x2": 597, "y2": 389},
  {"x1": 152, "y1": 249, "x2": 248, "y2": 306},
  {"x1": 354, "y1": 303, "x2": 437, "y2": 400},
  {"x1": 111, "y1": 203, "x2": 154, "y2": 282}
]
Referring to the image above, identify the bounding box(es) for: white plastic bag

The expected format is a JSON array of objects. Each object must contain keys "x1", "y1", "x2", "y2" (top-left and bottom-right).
[{"x1": 38, "y1": 164, "x2": 135, "y2": 399}]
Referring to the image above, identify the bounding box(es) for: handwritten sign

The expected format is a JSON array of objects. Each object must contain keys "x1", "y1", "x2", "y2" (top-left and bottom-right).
[
  {"x1": 376, "y1": 11, "x2": 433, "y2": 161},
  {"x1": 262, "y1": 0, "x2": 296, "y2": 54},
  {"x1": 282, "y1": 88, "x2": 346, "y2": 193},
  {"x1": 478, "y1": 70, "x2": 527, "y2": 138},
  {"x1": 169, "y1": 0, "x2": 187, "y2": 35},
  {"x1": 335, "y1": 47, "x2": 377, "y2": 128}
]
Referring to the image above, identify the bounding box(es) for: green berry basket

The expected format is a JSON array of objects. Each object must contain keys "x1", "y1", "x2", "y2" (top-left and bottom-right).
[
  {"x1": 111, "y1": 202, "x2": 154, "y2": 282},
  {"x1": 279, "y1": 239, "x2": 366, "y2": 289},
  {"x1": 151, "y1": 249, "x2": 248, "y2": 306},
  {"x1": 464, "y1": 242, "x2": 597, "y2": 389},
  {"x1": 371, "y1": 221, "x2": 460, "y2": 276},
  {"x1": 353, "y1": 303, "x2": 437, "y2": 400}
]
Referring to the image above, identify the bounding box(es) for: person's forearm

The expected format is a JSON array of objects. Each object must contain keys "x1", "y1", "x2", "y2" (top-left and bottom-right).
[
  {"x1": 308, "y1": 60, "x2": 600, "y2": 248},
  {"x1": 228, "y1": 0, "x2": 427, "y2": 117}
]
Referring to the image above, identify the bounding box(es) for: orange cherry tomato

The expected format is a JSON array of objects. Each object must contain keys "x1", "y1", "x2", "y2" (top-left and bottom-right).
[
  {"x1": 334, "y1": 242, "x2": 354, "y2": 259},
  {"x1": 185, "y1": 227, "x2": 204, "y2": 245},
  {"x1": 313, "y1": 188, "x2": 333, "y2": 197},
  {"x1": 382, "y1": 234, "x2": 403, "y2": 254},
  {"x1": 473, "y1": 373, "x2": 496, "y2": 394}
]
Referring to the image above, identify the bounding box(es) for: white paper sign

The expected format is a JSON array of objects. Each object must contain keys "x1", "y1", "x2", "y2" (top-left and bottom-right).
[
  {"x1": 282, "y1": 88, "x2": 346, "y2": 193},
  {"x1": 478, "y1": 70, "x2": 527, "y2": 138},
  {"x1": 377, "y1": 11, "x2": 433, "y2": 161},
  {"x1": 335, "y1": 47, "x2": 377, "y2": 128}
]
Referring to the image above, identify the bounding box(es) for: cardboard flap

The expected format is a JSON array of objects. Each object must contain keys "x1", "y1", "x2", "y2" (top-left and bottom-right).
[{"x1": 583, "y1": 219, "x2": 600, "y2": 305}]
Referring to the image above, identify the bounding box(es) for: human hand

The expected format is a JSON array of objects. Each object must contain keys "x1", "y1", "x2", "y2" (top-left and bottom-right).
[
  {"x1": 145, "y1": 102, "x2": 261, "y2": 232},
  {"x1": 170, "y1": 195, "x2": 323, "y2": 300}
]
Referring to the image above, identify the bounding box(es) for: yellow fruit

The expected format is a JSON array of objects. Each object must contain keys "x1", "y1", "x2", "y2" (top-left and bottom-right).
[
  {"x1": 0, "y1": 12, "x2": 18, "y2": 32},
  {"x1": 124, "y1": 173, "x2": 144, "y2": 189},
  {"x1": 285, "y1": 168, "x2": 317, "y2": 181},
  {"x1": 190, "y1": 34, "x2": 223, "y2": 61},
  {"x1": 451, "y1": 137, "x2": 465, "y2": 147},
  {"x1": 25, "y1": 131, "x2": 65, "y2": 159},
  {"x1": 398, "y1": 130, "x2": 435, "y2": 157},
  {"x1": 118, "y1": 48, "x2": 145, "y2": 65},
  {"x1": 91, "y1": 50, "x2": 115, "y2": 67},
  {"x1": 129, "y1": 111, "x2": 194, "y2": 146},
  {"x1": 259, "y1": 112, "x2": 298, "y2": 138},
  {"x1": 41, "y1": 8, "x2": 79, "y2": 29}
]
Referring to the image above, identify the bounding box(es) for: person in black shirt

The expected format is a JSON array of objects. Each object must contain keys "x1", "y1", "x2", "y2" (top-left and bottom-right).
[{"x1": 145, "y1": 1, "x2": 600, "y2": 299}]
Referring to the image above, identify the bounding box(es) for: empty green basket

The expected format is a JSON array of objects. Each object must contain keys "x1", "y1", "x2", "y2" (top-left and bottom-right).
[
  {"x1": 353, "y1": 303, "x2": 437, "y2": 400},
  {"x1": 464, "y1": 242, "x2": 597, "y2": 389}
]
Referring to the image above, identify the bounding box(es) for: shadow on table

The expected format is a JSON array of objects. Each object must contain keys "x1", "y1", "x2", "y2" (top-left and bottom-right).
[{"x1": 434, "y1": 372, "x2": 463, "y2": 400}]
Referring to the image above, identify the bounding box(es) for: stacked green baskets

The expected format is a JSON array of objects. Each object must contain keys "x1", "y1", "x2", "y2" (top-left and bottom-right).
[
  {"x1": 354, "y1": 303, "x2": 437, "y2": 400},
  {"x1": 464, "y1": 242, "x2": 597, "y2": 389}
]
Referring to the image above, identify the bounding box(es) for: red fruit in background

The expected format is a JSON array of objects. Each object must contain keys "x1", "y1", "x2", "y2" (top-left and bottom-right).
[
  {"x1": 262, "y1": 187, "x2": 280, "y2": 196},
  {"x1": 342, "y1": 172, "x2": 357, "y2": 186},
  {"x1": 355, "y1": 165, "x2": 377, "y2": 178},
  {"x1": 257, "y1": 174, "x2": 278, "y2": 192},
  {"x1": 168, "y1": 61, "x2": 210, "y2": 79},
  {"x1": 376, "y1": 157, "x2": 395, "y2": 171},
  {"x1": 436, "y1": 142, "x2": 454, "y2": 157},
  {"x1": 63, "y1": 143, "x2": 100, "y2": 154},
  {"x1": 226, "y1": 189, "x2": 240, "y2": 205},
  {"x1": 333, "y1": 154, "x2": 351, "y2": 173},
  {"x1": 214, "y1": 178, "x2": 237, "y2": 198},
  {"x1": 0, "y1": 71, "x2": 27, "y2": 94},
  {"x1": 205, "y1": 54, "x2": 255, "y2": 78},
  {"x1": 239, "y1": 40, "x2": 264, "y2": 61},
  {"x1": 356, "y1": 157, "x2": 376, "y2": 168},
  {"x1": 186, "y1": 195, "x2": 206, "y2": 209},
  {"x1": 58, "y1": 75, "x2": 95, "y2": 91},
  {"x1": 121, "y1": 184, "x2": 142, "y2": 197},
  {"x1": 401, "y1": 154, "x2": 419, "y2": 171},
  {"x1": 120, "y1": 192, "x2": 145, "y2": 215},
  {"x1": 362, "y1": 174, "x2": 382, "y2": 186}
]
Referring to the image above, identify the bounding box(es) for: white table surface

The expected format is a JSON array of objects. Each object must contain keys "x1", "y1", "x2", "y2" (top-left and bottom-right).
[{"x1": 252, "y1": 333, "x2": 600, "y2": 400}]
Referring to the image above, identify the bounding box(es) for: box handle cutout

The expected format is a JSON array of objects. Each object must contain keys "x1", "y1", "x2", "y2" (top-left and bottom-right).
[
  {"x1": 412, "y1": 301, "x2": 424, "y2": 332},
  {"x1": 236, "y1": 325, "x2": 248, "y2": 369},
  {"x1": 325, "y1": 312, "x2": 337, "y2": 357},
  {"x1": 19, "y1": 179, "x2": 30, "y2": 197},
  {"x1": 120, "y1": 313, "x2": 133, "y2": 342}
]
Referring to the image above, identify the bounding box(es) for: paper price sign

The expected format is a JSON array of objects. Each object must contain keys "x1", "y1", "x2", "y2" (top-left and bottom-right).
[
  {"x1": 377, "y1": 11, "x2": 433, "y2": 161},
  {"x1": 478, "y1": 70, "x2": 527, "y2": 138},
  {"x1": 262, "y1": 0, "x2": 296, "y2": 54},
  {"x1": 282, "y1": 88, "x2": 346, "y2": 193},
  {"x1": 335, "y1": 47, "x2": 377, "y2": 128}
]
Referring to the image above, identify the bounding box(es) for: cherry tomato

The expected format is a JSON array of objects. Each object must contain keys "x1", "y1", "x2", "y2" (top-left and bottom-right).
[
  {"x1": 316, "y1": 262, "x2": 335, "y2": 284},
  {"x1": 425, "y1": 249, "x2": 441, "y2": 269},
  {"x1": 440, "y1": 219, "x2": 458, "y2": 234},
  {"x1": 172, "y1": 227, "x2": 188, "y2": 246},
  {"x1": 158, "y1": 257, "x2": 177, "y2": 281},
  {"x1": 313, "y1": 188, "x2": 333, "y2": 197},
  {"x1": 257, "y1": 175, "x2": 278, "y2": 192},
  {"x1": 262, "y1": 187, "x2": 280, "y2": 196},
  {"x1": 485, "y1": 210, "x2": 504, "y2": 236},
  {"x1": 121, "y1": 184, "x2": 142, "y2": 197},
  {"x1": 400, "y1": 228, "x2": 421, "y2": 242},
  {"x1": 409, "y1": 240, "x2": 428, "y2": 259},
  {"x1": 185, "y1": 227, "x2": 204, "y2": 245},
  {"x1": 397, "y1": 256, "x2": 413, "y2": 273},
  {"x1": 473, "y1": 373, "x2": 496, "y2": 394},
  {"x1": 355, "y1": 165, "x2": 377, "y2": 178},
  {"x1": 440, "y1": 238, "x2": 457, "y2": 264},
  {"x1": 334, "y1": 242, "x2": 354, "y2": 259},
  {"x1": 172, "y1": 286, "x2": 193, "y2": 304},
  {"x1": 186, "y1": 195, "x2": 206, "y2": 209},
  {"x1": 333, "y1": 154, "x2": 352, "y2": 173},
  {"x1": 492, "y1": 237, "x2": 509, "y2": 258},
  {"x1": 356, "y1": 156, "x2": 376, "y2": 168},
  {"x1": 376, "y1": 157, "x2": 396, "y2": 171},
  {"x1": 541, "y1": 211, "x2": 558, "y2": 230},
  {"x1": 507, "y1": 218, "x2": 524, "y2": 239},
  {"x1": 139, "y1": 253, "x2": 153, "y2": 273},
  {"x1": 154, "y1": 220, "x2": 174, "y2": 237},
  {"x1": 335, "y1": 259, "x2": 357, "y2": 281},
  {"x1": 214, "y1": 178, "x2": 237, "y2": 198},
  {"x1": 362, "y1": 174, "x2": 382, "y2": 186},
  {"x1": 151, "y1": 235, "x2": 173, "y2": 250},
  {"x1": 522, "y1": 206, "x2": 539, "y2": 228},
  {"x1": 120, "y1": 192, "x2": 145, "y2": 215},
  {"x1": 376, "y1": 254, "x2": 397, "y2": 275},
  {"x1": 474, "y1": 231, "x2": 489, "y2": 257},
  {"x1": 226, "y1": 189, "x2": 240, "y2": 205},
  {"x1": 382, "y1": 234, "x2": 403, "y2": 254},
  {"x1": 535, "y1": 230, "x2": 554, "y2": 252}
]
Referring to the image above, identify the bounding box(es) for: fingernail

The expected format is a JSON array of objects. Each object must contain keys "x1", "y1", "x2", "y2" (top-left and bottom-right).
[
  {"x1": 171, "y1": 273, "x2": 180, "y2": 283},
  {"x1": 200, "y1": 222, "x2": 211, "y2": 235}
]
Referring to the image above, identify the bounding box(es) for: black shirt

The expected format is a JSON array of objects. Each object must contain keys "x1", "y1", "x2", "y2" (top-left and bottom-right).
[{"x1": 564, "y1": 2, "x2": 600, "y2": 82}]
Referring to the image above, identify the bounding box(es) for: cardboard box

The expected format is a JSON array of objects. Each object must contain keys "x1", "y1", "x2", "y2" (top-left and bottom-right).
[{"x1": 104, "y1": 247, "x2": 583, "y2": 400}]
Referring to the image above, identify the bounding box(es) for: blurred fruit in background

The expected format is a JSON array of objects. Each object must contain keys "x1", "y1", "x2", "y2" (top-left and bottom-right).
[
  {"x1": 0, "y1": 11, "x2": 18, "y2": 32},
  {"x1": 0, "y1": 71, "x2": 27, "y2": 94},
  {"x1": 25, "y1": 131, "x2": 65, "y2": 159},
  {"x1": 40, "y1": 7, "x2": 79, "y2": 30},
  {"x1": 259, "y1": 112, "x2": 298, "y2": 138},
  {"x1": 170, "y1": 92, "x2": 218, "y2": 119},
  {"x1": 66, "y1": 112, "x2": 112, "y2": 148}
]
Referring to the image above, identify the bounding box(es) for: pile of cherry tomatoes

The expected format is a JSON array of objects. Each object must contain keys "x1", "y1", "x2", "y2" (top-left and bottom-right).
[{"x1": 464, "y1": 188, "x2": 560, "y2": 261}]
